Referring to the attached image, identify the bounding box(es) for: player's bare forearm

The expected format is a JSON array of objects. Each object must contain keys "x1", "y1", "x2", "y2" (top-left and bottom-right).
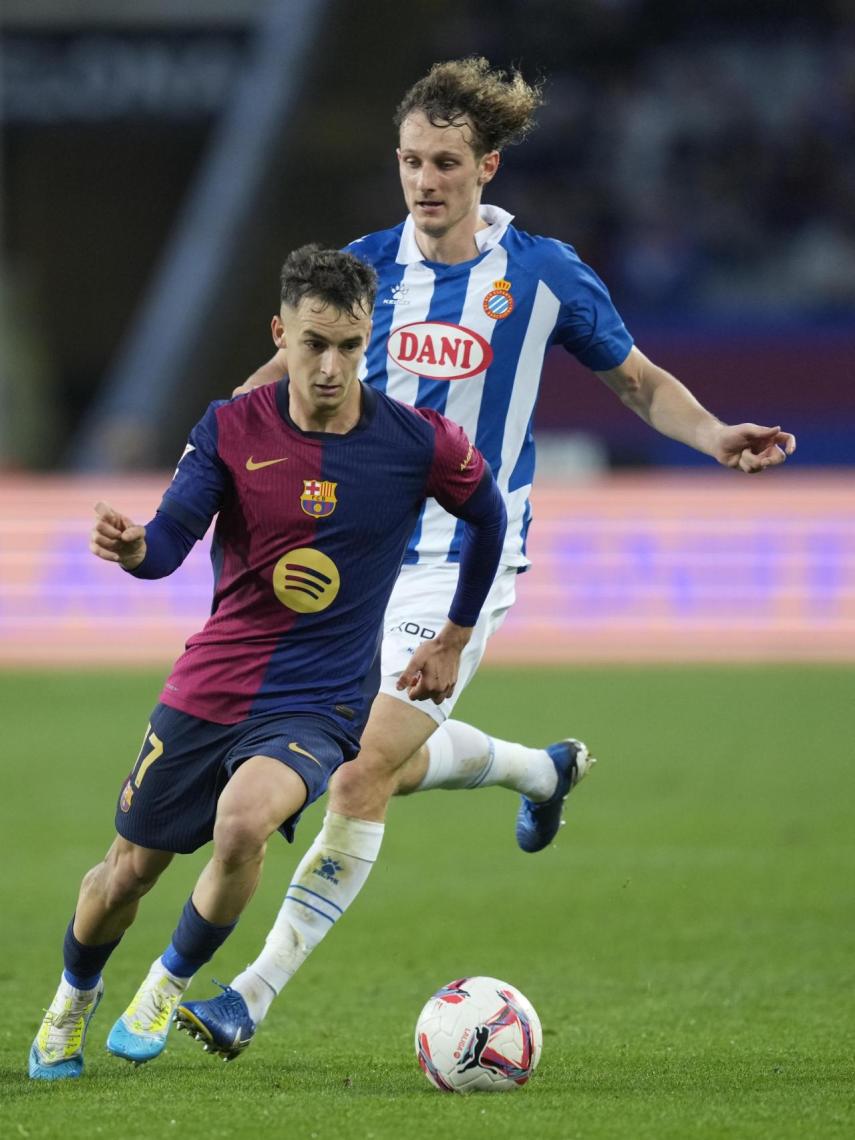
[
  {"x1": 397, "y1": 621, "x2": 473, "y2": 704},
  {"x1": 232, "y1": 349, "x2": 289, "y2": 397},
  {"x1": 597, "y1": 348, "x2": 722, "y2": 455},
  {"x1": 90, "y1": 501, "x2": 146, "y2": 570},
  {"x1": 597, "y1": 347, "x2": 796, "y2": 473}
]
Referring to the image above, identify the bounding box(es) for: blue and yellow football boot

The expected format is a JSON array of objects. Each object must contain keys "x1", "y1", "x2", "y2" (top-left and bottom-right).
[
  {"x1": 106, "y1": 963, "x2": 186, "y2": 1064},
  {"x1": 29, "y1": 978, "x2": 104, "y2": 1080}
]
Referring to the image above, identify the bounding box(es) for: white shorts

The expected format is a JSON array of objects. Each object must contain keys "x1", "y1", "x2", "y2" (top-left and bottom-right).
[{"x1": 377, "y1": 562, "x2": 518, "y2": 725}]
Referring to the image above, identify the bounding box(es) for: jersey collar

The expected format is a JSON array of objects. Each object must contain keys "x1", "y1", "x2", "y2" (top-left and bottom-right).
[
  {"x1": 274, "y1": 380, "x2": 377, "y2": 439},
  {"x1": 395, "y1": 204, "x2": 514, "y2": 265}
]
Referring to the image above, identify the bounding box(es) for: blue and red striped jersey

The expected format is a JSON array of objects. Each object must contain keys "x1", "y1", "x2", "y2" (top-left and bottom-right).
[{"x1": 346, "y1": 204, "x2": 634, "y2": 568}]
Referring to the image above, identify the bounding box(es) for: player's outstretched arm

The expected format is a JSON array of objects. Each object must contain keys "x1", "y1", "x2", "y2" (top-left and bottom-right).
[
  {"x1": 231, "y1": 347, "x2": 289, "y2": 397},
  {"x1": 90, "y1": 501, "x2": 146, "y2": 570},
  {"x1": 597, "y1": 346, "x2": 796, "y2": 473}
]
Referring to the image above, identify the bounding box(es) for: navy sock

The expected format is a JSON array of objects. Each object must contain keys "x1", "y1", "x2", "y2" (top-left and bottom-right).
[
  {"x1": 161, "y1": 897, "x2": 237, "y2": 979},
  {"x1": 62, "y1": 918, "x2": 122, "y2": 990}
]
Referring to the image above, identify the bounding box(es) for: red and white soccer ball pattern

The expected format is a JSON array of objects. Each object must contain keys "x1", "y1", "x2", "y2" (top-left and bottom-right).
[{"x1": 414, "y1": 976, "x2": 543, "y2": 1093}]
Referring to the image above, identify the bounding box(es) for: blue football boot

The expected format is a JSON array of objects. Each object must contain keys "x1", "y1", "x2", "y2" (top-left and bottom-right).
[
  {"x1": 106, "y1": 963, "x2": 186, "y2": 1064},
  {"x1": 29, "y1": 978, "x2": 104, "y2": 1080},
  {"x1": 175, "y1": 982, "x2": 256, "y2": 1061},
  {"x1": 515, "y1": 739, "x2": 595, "y2": 853}
]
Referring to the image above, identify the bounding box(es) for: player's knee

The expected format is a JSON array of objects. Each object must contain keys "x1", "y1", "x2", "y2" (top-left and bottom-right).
[
  {"x1": 212, "y1": 810, "x2": 268, "y2": 867},
  {"x1": 329, "y1": 752, "x2": 396, "y2": 817}
]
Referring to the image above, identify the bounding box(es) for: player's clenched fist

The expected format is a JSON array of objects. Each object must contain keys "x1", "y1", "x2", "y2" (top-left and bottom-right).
[{"x1": 90, "y1": 501, "x2": 147, "y2": 570}]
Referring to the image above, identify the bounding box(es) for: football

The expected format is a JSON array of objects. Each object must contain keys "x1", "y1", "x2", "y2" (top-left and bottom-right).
[{"x1": 414, "y1": 976, "x2": 543, "y2": 1093}]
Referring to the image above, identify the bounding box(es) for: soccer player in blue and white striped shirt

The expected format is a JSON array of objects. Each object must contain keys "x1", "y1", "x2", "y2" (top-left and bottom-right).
[{"x1": 172, "y1": 58, "x2": 796, "y2": 1059}]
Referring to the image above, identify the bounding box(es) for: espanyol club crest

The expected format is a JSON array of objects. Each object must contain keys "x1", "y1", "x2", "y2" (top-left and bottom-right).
[
  {"x1": 387, "y1": 321, "x2": 493, "y2": 380},
  {"x1": 482, "y1": 278, "x2": 514, "y2": 320},
  {"x1": 300, "y1": 479, "x2": 338, "y2": 517}
]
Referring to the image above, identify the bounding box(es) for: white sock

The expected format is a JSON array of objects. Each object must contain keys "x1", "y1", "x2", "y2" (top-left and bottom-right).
[
  {"x1": 418, "y1": 720, "x2": 558, "y2": 801},
  {"x1": 228, "y1": 969, "x2": 276, "y2": 1027},
  {"x1": 231, "y1": 811, "x2": 384, "y2": 1025}
]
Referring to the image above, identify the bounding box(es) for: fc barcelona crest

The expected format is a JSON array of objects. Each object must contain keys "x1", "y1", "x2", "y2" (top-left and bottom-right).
[
  {"x1": 119, "y1": 779, "x2": 134, "y2": 813},
  {"x1": 300, "y1": 479, "x2": 338, "y2": 517}
]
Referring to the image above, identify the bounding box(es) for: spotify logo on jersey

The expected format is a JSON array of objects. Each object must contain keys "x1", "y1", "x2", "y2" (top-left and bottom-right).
[{"x1": 273, "y1": 548, "x2": 340, "y2": 613}]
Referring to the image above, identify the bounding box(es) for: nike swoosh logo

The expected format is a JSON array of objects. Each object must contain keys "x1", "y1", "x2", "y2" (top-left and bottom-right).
[
  {"x1": 246, "y1": 456, "x2": 288, "y2": 470},
  {"x1": 288, "y1": 741, "x2": 322, "y2": 766}
]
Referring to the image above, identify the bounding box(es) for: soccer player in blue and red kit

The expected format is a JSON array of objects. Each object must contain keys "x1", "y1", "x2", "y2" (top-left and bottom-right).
[
  {"x1": 176, "y1": 58, "x2": 796, "y2": 1062},
  {"x1": 28, "y1": 245, "x2": 507, "y2": 1079}
]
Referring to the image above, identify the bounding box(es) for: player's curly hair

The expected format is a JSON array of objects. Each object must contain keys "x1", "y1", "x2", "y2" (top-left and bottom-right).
[
  {"x1": 393, "y1": 57, "x2": 544, "y2": 156},
  {"x1": 279, "y1": 244, "x2": 377, "y2": 317}
]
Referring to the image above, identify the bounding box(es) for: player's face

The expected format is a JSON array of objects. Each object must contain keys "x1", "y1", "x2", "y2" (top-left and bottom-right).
[
  {"x1": 397, "y1": 112, "x2": 499, "y2": 252},
  {"x1": 272, "y1": 296, "x2": 372, "y2": 429}
]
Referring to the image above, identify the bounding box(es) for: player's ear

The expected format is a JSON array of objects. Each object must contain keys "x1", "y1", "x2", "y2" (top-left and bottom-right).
[
  {"x1": 478, "y1": 151, "x2": 500, "y2": 185},
  {"x1": 271, "y1": 314, "x2": 286, "y2": 348}
]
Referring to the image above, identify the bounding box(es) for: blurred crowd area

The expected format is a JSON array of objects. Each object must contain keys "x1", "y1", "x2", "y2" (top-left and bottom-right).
[
  {"x1": 515, "y1": 32, "x2": 855, "y2": 316},
  {"x1": 1, "y1": 0, "x2": 853, "y2": 469},
  {"x1": 429, "y1": 0, "x2": 855, "y2": 317}
]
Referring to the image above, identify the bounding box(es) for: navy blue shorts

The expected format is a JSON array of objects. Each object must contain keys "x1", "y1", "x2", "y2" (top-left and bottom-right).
[{"x1": 115, "y1": 703, "x2": 356, "y2": 854}]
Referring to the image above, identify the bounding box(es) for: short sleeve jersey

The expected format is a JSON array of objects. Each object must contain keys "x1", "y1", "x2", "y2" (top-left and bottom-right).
[
  {"x1": 345, "y1": 205, "x2": 634, "y2": 568},
  {"x1": 156, "y1": 382, "x2": 485, "y2": 731}
]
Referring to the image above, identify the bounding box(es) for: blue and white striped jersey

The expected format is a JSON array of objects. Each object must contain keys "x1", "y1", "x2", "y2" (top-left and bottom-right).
[{"x1": 347, "y1": 205, "x2": 633, "y2": 569}]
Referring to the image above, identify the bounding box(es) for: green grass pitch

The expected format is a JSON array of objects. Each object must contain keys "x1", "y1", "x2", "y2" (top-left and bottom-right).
[{"x1": 1, "y1": 665, "x2": 853, "y2": 1139}]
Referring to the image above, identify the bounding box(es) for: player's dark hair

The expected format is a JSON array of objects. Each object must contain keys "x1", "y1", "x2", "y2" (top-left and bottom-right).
[
  {"x1": 279, "y1": 245, "x2": 377, "y2": 317},
  {"x1": 393, "y1": 57, "x2": 544, "y2": 156}
]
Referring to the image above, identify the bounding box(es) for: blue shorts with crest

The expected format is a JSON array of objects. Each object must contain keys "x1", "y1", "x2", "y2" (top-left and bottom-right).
[{"x1": 115, "y1": 702, "x2": 357, "y2": 853}]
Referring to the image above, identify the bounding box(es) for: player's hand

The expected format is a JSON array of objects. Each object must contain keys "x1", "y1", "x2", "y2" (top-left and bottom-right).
[
  {"x1": 713, "y1": 423, "x2": 796, "y2": 474},
  {"x1": 90, "y1": 501, "x2": 146, "y2": 570},
  {"x1": 396, "y1": 623, "x2": 473, "y2": 705},
  {"x1": 232, "y1": 374, "x2": 270, "y2": 397},
  {"x1": 232, "y1": 351, "x2": 288, "y2": 396}
]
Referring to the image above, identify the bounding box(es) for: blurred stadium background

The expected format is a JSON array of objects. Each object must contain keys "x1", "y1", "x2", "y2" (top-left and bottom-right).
[{"x1": 1, "y1": 0, "x2": 852, "y2": 665}]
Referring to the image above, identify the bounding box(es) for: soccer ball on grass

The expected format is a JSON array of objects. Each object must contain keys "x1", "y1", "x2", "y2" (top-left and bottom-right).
[{"x1": 414, "y1": 975, "x2": 542, "y2": 1093}]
